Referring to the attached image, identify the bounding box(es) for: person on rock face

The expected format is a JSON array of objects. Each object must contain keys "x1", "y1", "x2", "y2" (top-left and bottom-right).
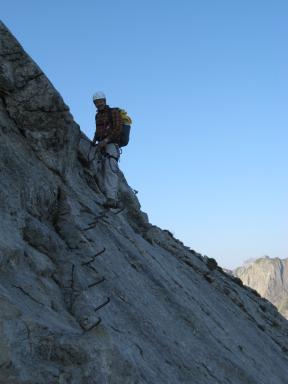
[{"x1": 92, "y1": 91, "x2": 131, "y2": 209}]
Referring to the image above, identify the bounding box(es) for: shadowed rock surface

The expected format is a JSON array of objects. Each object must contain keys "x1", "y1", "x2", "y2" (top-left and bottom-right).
[
  {"x1": 234, "y1": 256, "x2": 288, "y2": 319},
  {"x1": 0, "y1": 21, "x2": 288, "y2": 384}
]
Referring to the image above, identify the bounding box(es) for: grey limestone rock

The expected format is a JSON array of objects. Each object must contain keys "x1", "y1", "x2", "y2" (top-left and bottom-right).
[{"x1": 0, "y1": 20, "x2": 288, "y2": 383}]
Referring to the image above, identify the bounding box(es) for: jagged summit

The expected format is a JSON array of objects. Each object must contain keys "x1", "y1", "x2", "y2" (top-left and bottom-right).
[{"x1": 1, "y1": 21, "x2": 288, "y2": 384}]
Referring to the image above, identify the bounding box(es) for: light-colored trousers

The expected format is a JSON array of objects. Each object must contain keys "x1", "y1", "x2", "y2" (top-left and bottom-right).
[{"x1": 101, "y1": 143, "x2": 120, "y2": 200}]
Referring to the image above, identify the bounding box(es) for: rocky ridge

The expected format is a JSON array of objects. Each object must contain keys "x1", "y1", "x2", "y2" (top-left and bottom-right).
[{"x1": 1, "y1": 21, "x2": 288, "y2": 384}]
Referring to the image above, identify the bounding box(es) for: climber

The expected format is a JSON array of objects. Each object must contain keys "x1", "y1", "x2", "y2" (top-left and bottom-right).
[{"x1": 92, "y1": 91, "x2": 132, "y2": 209}]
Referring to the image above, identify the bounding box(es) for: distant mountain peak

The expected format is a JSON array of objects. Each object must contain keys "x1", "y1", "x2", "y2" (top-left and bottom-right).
[{"x1": 234, "y1": 256, "x2": 288, "y2": 319}]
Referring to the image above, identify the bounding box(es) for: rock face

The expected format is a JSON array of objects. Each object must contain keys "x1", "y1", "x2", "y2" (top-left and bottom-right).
[
  {"x1": 234, "y1": 256, "x2": 288, "y2": 319},
  {"x1": 0, "y1": 21, "x2": 288, "y2": 384}
]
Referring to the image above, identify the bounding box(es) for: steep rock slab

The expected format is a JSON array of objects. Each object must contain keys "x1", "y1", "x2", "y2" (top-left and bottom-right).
[
  {"x1": 0, "y1": 21, "x2": 288, "y2": 384},
  {"x1": 0, "y1": 21, "x2": 79, "y2": 176}
]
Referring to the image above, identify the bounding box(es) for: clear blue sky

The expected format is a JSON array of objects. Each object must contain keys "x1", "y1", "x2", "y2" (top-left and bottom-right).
[{"x1": 2, "y1": 1, "x2": 287, "y2": 269}]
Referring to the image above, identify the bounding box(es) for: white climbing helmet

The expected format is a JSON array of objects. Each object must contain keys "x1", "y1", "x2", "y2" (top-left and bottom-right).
[{"x1": 92, "y1": 91, "x2": 106, "y2": 101}]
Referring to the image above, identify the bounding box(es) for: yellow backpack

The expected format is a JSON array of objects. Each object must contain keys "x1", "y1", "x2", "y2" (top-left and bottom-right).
[
  {"x1": 120, "y1": 109, "x2": 132, "y2": 125},
  {"x1": 119, "y1": 109, "x2": 132, "y2": 147}
]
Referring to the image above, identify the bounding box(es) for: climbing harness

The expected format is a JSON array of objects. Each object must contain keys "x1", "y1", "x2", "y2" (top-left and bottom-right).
[
  {"x1": 94, "y1": 145, "x2": 120, "y2": 173},
  {"x1": 87, "y1": 143, "x2": 120, "y2": 175}
]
